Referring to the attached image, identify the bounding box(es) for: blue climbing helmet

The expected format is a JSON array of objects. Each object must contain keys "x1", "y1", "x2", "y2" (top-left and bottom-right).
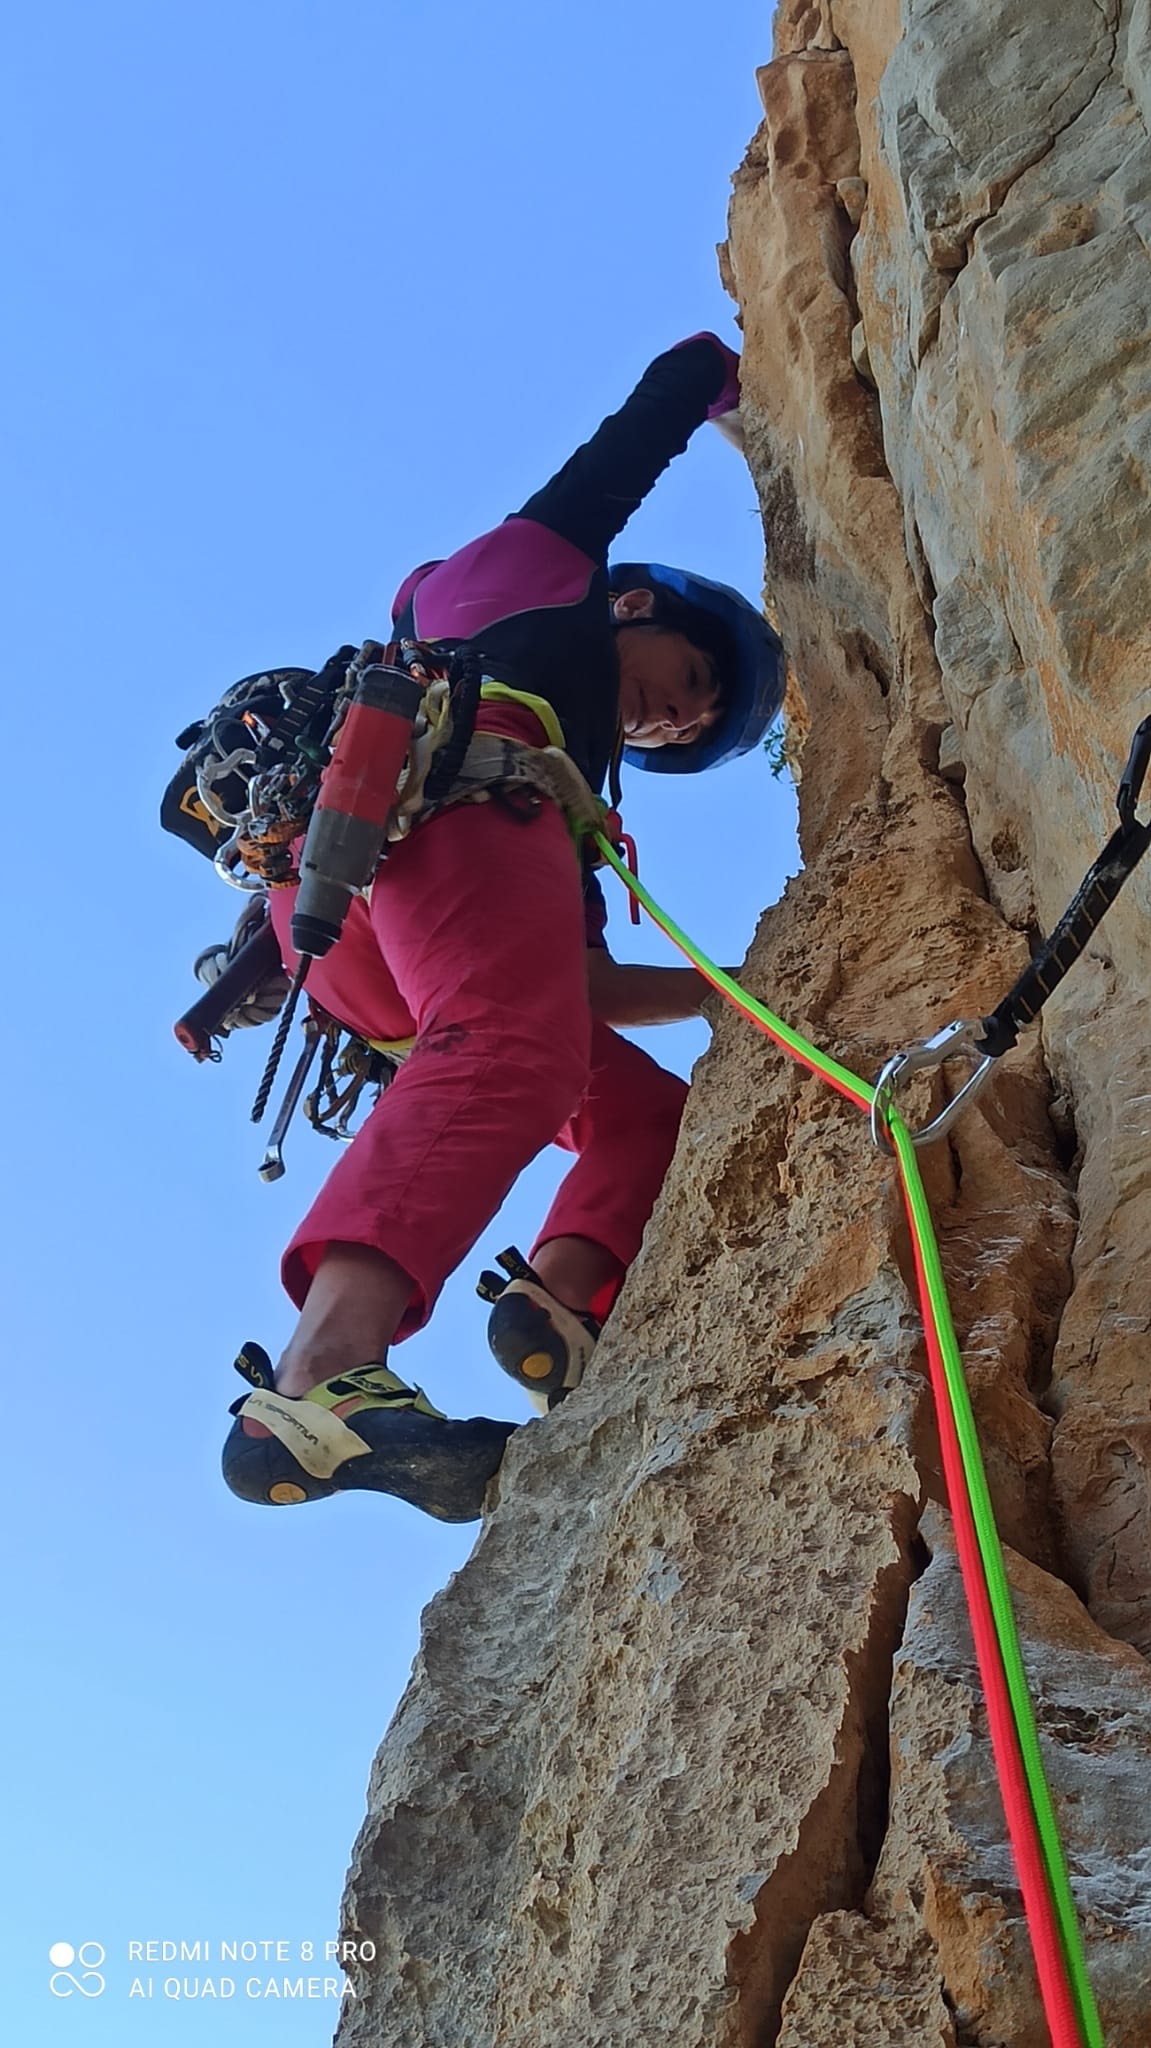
[{"x1": 609, "y1": 562, "x2": 786, "y2": 775}]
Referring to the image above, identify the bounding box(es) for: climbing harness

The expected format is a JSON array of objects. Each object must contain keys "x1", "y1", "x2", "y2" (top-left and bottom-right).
[
  {"x1": 589, "y1": 766, "x2": 1148, "y2": 2047},
  {"x1": 247, "y1": 711, "x2": 606, "y2": 1137},
  {"x1": 873, "y1": 715, "x2": 1151, "y2": 1152},
  {"x1": 421, "y1": 729, "x2": 603, "y2": 835},
  {"x1": 166, "y1": 643, "x2": 603, "y2": 910},
  {"x1": 246, "y1": 695, "x2": 607, "y2": 1145},
  {"x1": 171, "y1": 655, "x2": 617, "y2": 1168}
]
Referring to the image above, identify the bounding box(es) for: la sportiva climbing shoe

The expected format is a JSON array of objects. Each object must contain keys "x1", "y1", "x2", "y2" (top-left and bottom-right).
[
  {"x1": 478, "y1": 1246, "x2": 600, "y2": 1413},
  {"x1": 221, "y1": 1343, "x2": 517, "y2": 1523}
]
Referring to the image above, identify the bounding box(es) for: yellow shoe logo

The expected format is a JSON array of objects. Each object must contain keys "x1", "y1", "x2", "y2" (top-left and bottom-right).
[{"x1": 323, "y1": 1367, "x2": 411, "y2": 1402}]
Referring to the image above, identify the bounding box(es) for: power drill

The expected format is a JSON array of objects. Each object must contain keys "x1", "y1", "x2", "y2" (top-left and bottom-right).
[
  {"x1": 251, "y1": 655, "x2": 425, "y2": 1126},
  {"x1": 290, "y1": 657, "x2": 425, "y2": 959}
]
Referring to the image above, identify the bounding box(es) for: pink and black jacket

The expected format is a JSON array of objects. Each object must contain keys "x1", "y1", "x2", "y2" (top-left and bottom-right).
[{"x1": 389, "y1": 333, "x2": 740, "y2": 796}]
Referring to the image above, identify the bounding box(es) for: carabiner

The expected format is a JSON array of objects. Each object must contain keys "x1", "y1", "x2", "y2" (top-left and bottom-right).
[{"x1": 870, "y1": 1018, "x2": 996, "y2": 1154}]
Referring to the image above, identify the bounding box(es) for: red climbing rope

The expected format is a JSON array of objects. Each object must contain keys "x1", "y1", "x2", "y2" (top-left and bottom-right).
[
  {"x1": 899, "y1": 1169, "x2": 1085, "y2": 2048},
  {"x1": 593, "y1": 829, "x2": 1103, "y2": 2048}
]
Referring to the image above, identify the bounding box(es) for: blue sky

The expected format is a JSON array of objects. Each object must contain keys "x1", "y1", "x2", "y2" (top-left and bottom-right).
[{"x1": 3, "y1": 4, "x2": 798, "y2": 2037}]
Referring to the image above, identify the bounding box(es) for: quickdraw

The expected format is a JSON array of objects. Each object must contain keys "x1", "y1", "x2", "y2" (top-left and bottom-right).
[
  {"x1": 873, "y1": 714, "x2": 1151, "y2": 1150},
  {"x1": 306, "y1": 1022, "x2": 401, "y2": 1146},
  {"x1": 256, "y1": 1010, "x2": 401, "y2": 1182}
]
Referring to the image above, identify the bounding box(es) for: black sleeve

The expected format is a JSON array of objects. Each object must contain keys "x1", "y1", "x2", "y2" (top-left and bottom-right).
[{"x1": 514, "y1": 338, "x2": 729, "y2": 562}]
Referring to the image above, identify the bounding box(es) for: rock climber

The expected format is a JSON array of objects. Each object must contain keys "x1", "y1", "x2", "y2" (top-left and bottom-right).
[{"x1": 166, "y1": 332, "x2": 785, "y2": 1523}]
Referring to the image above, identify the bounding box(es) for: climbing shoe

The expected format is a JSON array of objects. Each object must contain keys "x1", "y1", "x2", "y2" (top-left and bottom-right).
[
  {"x1": 220, "y1": 1343, "x2": 517, "y2": 1523},
  {"x1": 478, "y1": 1246, "x2": 600, "y2": 1414}
]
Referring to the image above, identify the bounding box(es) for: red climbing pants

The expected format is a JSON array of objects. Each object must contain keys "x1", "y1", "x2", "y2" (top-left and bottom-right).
[{"x1": 268, "y1": 764, "x2": 687, "y2": 1342}]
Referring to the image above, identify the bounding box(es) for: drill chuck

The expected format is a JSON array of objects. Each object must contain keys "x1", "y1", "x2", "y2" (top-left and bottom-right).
[{"x1": 291, "y1": 664, "x2": 425, "y2": 959}]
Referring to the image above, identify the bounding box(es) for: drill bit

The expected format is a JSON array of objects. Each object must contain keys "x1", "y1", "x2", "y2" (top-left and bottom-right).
[
  {"x1": 258, "y1": 1015, "x2": 323, "y2": 1179},
  {"x1": 250, "y1": 957, "x2": 309, "y2": 1124}
]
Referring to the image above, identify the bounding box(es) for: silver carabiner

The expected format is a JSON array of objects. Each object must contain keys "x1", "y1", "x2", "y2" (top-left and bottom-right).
[
  {"x1": 870, "y1": 1017, "x2": 996, "y2": 1154},
  {"x1": 212, "y1": 822, "x2": 266, "y2": 892}
]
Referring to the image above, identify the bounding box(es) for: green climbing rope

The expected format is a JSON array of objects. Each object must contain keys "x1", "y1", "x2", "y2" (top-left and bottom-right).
[
  {"x1": 593, "y1": 828, "x2": 1104, "y2": 2048},
  {"x1": 891, "y1": 1120, "x2": 1103, "y2": 2048}
]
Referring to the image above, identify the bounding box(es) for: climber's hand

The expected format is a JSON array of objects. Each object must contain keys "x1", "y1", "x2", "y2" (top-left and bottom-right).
[{"x1": 587, "y1": 950, "x2": 720, "y2": 1027}]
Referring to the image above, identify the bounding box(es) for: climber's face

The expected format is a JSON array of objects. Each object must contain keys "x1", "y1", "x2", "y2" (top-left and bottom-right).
[{"x1": 612, "y1": 589, "x2": 723, "y2": 749}]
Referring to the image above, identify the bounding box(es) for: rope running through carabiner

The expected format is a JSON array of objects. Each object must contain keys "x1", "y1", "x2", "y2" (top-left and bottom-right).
[{"x1": 593, "y1": 829, "x2": 1104, "y2": 2048}]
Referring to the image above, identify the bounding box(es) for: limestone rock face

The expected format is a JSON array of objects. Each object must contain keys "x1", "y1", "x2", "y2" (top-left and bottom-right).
[{"x1": 337, "y1": 6, "x2": 1151, "y2": 2042}]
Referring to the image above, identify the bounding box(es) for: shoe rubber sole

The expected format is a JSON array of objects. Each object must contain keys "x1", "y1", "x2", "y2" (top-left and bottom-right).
[
  {"x1": 486, "y1": 1282, "x2": 598, "y2": 1412},
  {"x1": 222, "y1": 1405, "x2": 517, "y2": 1523}
]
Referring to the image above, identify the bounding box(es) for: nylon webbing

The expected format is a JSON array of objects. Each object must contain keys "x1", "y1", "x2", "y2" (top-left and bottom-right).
[{"x1": 593, "y1": 830, "x2": 1104, "y2": 2048}]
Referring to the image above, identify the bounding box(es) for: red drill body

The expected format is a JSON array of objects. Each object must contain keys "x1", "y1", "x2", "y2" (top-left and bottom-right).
[{"x1": 291, "y1": 665, "x2": 425, "y2": 960}]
